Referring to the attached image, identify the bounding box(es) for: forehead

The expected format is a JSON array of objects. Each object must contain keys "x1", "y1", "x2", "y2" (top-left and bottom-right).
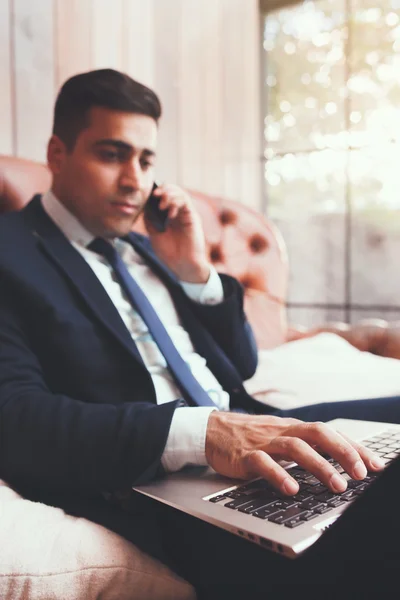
[{"x1": 79, "y1": 106, "x2": 158, "y2": 151}]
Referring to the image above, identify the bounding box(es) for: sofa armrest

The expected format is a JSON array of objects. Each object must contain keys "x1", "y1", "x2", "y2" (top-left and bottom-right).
[{"x1": 287, "y1": 319, "x2": 400, "y2": 360}]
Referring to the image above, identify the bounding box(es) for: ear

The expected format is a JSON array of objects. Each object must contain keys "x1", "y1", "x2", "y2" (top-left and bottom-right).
[{"x1": 47, "y1": 135, "x2": 67, "y2": 175}]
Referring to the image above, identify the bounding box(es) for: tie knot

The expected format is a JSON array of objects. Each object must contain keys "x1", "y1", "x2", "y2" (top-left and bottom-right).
[{"x1": 88, "y1": 238, "x2": 117, "y2": 263}]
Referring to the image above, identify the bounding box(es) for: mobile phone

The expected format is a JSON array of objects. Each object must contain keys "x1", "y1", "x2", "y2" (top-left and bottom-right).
[{"x1": 144, "y1": 183, "x2": 169, "y2": 233}]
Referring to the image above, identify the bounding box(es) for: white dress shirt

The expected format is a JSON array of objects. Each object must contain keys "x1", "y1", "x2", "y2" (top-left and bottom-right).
[{"x1": 41, "y1": 191, "x2": 230, "y2": 472}]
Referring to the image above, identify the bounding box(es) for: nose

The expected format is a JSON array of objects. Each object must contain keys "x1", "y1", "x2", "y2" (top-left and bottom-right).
[{"x1": 119, "y1": 159, "x2": 142, "y2": 191}]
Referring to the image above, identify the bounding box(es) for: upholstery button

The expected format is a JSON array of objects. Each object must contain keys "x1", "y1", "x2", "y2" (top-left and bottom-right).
[
  {"x1": 209, "y1": 244, "x2": 224, "y2": 263},
  {"x1": 239, "y1": 274, "x2": 265, "y2": 293},
  {"x1": 248, "y1": 234, "x2": 268, "y2": 254},
  {"x1": 219, "y1": 209, "x2": 237, "y2": 226}
]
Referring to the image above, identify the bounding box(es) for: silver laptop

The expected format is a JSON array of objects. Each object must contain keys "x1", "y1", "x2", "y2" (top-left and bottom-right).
[{"x1": 134, "y1": 419, "x2": 400, "y2": 558}]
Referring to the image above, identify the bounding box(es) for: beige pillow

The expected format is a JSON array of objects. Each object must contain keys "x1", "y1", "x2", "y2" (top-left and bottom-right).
[{"x1": 0, "y1": 480, "x2": 196, "y2": 600}]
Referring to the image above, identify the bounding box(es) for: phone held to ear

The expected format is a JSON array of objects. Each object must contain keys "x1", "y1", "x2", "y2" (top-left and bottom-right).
[{"x1": 144, "y1": 183, "x2": 169, "y2": 233}]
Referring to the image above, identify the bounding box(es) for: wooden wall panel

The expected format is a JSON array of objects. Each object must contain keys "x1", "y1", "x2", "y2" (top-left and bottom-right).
[
  {"x1": 13, "y1": 0, "x2": 55, "y2": 161},
  {"x1": 0, "y1": 0, "x2": 13, "y2": 155},
  {"x1": 55, "y1": 0, "x2": 92, "y2": 87},
  {"x1": 122, "y1": 0, "x2": 154, "y2": 87},
  {"x1": 201, "y1": 0, "x2": 224, "y2": 196},
  {"x1": 238, "y1": 0, "x2": 262, "y2": 210},
  {"x1": 152, "y1": 0, "x2": 261, "y2": 206},
  {"x1": 221, "y1": 0, "x2": 245, "y2": 202},
  {"x1": 219, "y1": 0, "x2": 262, "y2": 209},
  {"x1": 153, "y1": 0, "x2": 181, "y2": 184},
  {"x1": 179, "y1": 0, "x2": 208, "y2": 190},
  {"x1": 92, "y1": 0, "x2": 123, "y2": 69}
]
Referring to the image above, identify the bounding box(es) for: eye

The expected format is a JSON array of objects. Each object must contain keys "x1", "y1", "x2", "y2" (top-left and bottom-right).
[
  {"x1": 140, "y1": 159, "x2": 154, "y2": 170},
  {"x1": 99, "y1": 150, "x2": 120, "y2": 162}
]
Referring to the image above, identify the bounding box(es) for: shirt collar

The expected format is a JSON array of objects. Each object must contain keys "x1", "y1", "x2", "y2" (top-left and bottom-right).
[{"x1": 41, "y1": 190, "x2": 95, "y2": 247}]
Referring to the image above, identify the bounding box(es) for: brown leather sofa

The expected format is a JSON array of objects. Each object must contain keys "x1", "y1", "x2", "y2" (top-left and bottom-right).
[{"x1": 1, "y1": 154, "x2": 400, "y2": 357}]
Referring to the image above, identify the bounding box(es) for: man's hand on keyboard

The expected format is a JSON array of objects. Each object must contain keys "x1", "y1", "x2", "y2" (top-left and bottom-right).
[{"x1": 205, "y1": 412, "x2": 385, "y2": 496}]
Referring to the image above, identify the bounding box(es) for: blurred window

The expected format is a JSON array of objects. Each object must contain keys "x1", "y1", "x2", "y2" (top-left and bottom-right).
[{"x1": 262, "y1": 0, "x2": 400, "y2": 326}]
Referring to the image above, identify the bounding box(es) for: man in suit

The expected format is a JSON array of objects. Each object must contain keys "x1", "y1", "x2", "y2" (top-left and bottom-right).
[{"x1": 1, "y1": 68, "x2": 400, "y2": 598}]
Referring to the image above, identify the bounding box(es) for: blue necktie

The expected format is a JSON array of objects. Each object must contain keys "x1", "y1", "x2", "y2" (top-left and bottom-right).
[{"x1": 88, "y1": 238, "x2": 218, "y2": 408}]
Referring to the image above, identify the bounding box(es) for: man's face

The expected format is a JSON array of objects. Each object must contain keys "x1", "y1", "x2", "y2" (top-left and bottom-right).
[{"x1": 48, "y1": 107, "x2": 158, "y2": 238}]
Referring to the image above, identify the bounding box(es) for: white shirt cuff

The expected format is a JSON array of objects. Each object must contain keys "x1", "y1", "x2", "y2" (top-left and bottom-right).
[
  {"x1": 161, "y1": 407, "x2": 217, "y2": 472},
  {"x1": 180, "y1": 265, "x2": 224, "y2": 305}
]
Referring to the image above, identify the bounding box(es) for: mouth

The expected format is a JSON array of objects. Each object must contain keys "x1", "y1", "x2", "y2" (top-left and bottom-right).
[{"x1": 110, "y1": 202, "x2": 139, "y2": 215}]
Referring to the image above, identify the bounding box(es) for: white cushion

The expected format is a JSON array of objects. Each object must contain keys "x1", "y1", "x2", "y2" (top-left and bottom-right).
[
  {"x1": 245, "y1": 333, "x2": 400, "y2": 409},
  {"x1": 0, "y1": 480, "x2": 196, "y2": 600}
]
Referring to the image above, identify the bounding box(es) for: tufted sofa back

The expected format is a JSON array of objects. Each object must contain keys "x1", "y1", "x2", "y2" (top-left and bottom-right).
[{"x1": 0, "y1": 155, "x2": 288, "y2": 349}]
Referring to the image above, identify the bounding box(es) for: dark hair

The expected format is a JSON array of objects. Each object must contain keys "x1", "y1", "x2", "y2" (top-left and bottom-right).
[{"x1": 52, "y1": 69, "x2": 162, "y2": 151}]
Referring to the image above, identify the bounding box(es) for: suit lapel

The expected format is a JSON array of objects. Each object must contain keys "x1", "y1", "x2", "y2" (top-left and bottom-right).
[{"x1": 22, "y1": 196, "x2": 146, "y2": 366}]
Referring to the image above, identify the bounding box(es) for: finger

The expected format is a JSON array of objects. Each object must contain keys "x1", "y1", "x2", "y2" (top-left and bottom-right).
[
  {"x1": 155, "y1": 184, "x2": 184, "y2": 201},
  {"x1": 268, "y1": 435, "x2": 349, "y2": 493},
  {"x1": 167, "y1": 203, "x2": 181, "y2": 220},
  {"x1": 166, "y1": 199, "x2": 191, "y2": 222},
  {"x1": 339, "y1": 432, "x2": 386, "y2": 472},
  {"x1": 158, "y1": 193, "x2": 184, "y2": 212},
  {"x1": 245, "y1": 450, "x2": 299, "y2": 496},
  {"x1": 285, "y1": 421, "x2": 368, "y2": 481},
  {"x1": 151, "y1": 185, "x2": 164, "y2": 196},
  {"x1": 159, "y1": 183, "x2": 186, "y2": 196}
]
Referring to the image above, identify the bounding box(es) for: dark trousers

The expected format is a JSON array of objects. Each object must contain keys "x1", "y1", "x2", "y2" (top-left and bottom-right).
[
  {"x1": 271, "y1": 394, "x2": 400, "y2": 424},
  {"x1": 158, "y1": 452, "x2": 400, "y2": 598}
]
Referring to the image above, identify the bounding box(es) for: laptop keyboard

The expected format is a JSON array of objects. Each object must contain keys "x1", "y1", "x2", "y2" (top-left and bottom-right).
[{"x1": 207, "y1": 428, "x2": 400, "y2": 530}]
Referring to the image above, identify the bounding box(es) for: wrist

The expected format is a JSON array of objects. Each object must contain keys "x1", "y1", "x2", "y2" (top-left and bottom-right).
[
  {"x1": 175, "y1": 262, "x2": 211, "y2": 283},
  {"x1": 205, "y1": 411, "x2": 227, "y2": 465}
]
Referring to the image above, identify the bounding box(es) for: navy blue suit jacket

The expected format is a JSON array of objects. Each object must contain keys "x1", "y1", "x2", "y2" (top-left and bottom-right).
[{"x1": 0, "y1": 196, "x2": 259, "y2": 519}]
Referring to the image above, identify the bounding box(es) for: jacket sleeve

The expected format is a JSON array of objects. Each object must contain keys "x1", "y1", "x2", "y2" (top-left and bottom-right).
[
  {"x1": 183, "y1": 273, "x2": 258, "y2": 381},
  {"x1": 0, "y1": 288, "x2": 178, "y2": 498}
]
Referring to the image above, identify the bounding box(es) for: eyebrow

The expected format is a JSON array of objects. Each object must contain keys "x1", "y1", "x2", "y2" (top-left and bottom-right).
[{"x1": 94, "y1": 139, "x2": 156, "y2": 157}]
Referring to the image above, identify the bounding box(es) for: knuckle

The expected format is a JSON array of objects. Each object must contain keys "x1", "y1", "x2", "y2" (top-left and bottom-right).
[
  {"x1": 357, "y1": 442, "x2": 370, "y2": 454},
  {"x1": 287, "y1": 437, "x2": 307, "y2": 454},
  {"x1": 251, "y1": 449, "x2": 266, "y2": 462},
  {"x1": 309, "y1": 421, "x2": 326, "y2": 436},
  {"x1": 266, "y1": 416, "x2": 282, "y2": 426},
  {"x1": 315, "y1": 455, "x2": 329, "y2": 471},
  {"x1": 245, "y1": 449, "x2": 267, "y2": 471},
  {"x1": 276, "y1": 436, "x2": 291, "y2": 452},
  {"x1": 241, "y1": 452, "x2": 256, "y2": 474},
  {"x1": 337, "y1": 442, "x2": 358, "y2": 462},
  {"x1": 287, "y1": 417, "x2": 302, "y2": 427}
]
